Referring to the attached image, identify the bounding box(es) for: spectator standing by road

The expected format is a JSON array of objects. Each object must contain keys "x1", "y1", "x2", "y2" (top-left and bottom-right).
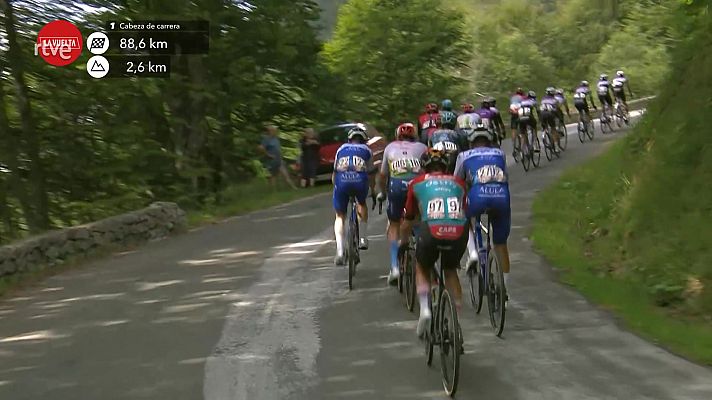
[
  {"x1": 300, "y1": 128, "x2": 320, "y2": 188},
  {"x1": 259, "y1": 124, "x2": 297, "y2": 190}
]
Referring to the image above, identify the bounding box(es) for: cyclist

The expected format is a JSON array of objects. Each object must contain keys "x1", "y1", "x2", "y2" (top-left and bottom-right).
[
  {"x1": 332, "y1": 124, "x2": 374, "y2": 266},
  {"x1": 554, "y1": 88, "x2": 571, "y2": 126},
  {"x1": 418, "y1": 103, "x2": 440, "y2": 144},
  {"x1": 487, "y1": 96, "x2": 507, "y2": 143},
  {"x1": 454, "y1": 128, "x2": 512, "y2": 305},
  {"x1": 541, "y1": 87, "x2": 563, "y2": 149},
  {"x1": 475, "y1": 98, "x2": 498, "y2": 144},
  {"x1": 377, "y1": 123, "x2": 428, "y2": 284},
  {"x1": 612, "y1": 70, "x2": 634, "y2": 112},
  {"x1": 573, "y1": 80, "x2": 598, "y2": 124},
  {"x1": 399, "y1": 148, "x2": 468, "y2": 337},
  {"x1": 441, "y1": 98, "x2": 456, "y2": 115},
  {"x1": 597, "y1": 74, "x2": 614, "y2": 121},
  {"x1": 508, "y1": 88, "x2": 526, "y2": 157},
  {"x1": 428, "y1": 110, "x2": 464, "y2": 173},
  {"x1": 517, "y1": 91, "x2": 540, "y2": 156}
]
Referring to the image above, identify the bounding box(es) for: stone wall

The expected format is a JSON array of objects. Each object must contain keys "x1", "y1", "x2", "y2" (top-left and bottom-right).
[{"x1": 0, "y1": 202, "x2": 186, "y2": 277}]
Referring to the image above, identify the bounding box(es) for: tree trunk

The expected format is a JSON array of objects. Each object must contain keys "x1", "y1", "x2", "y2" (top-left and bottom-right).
[{"x1": 0, "y1": 0, "x2": 50, "y2": 231}]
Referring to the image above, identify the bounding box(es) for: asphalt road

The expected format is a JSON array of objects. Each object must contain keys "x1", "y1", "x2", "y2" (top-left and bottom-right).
[{"x1": 1, "y1": 114, "x2": 711, "y2": 400}]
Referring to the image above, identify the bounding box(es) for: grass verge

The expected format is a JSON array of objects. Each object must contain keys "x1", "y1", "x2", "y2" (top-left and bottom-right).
[{"x1": 531, "y1": 140, "x2": 712, "y2": 366}]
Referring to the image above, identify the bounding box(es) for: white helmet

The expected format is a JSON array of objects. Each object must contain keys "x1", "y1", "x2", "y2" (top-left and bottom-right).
[
  {"x1": 616, "y1": 70, "x2": 625, "y2": 77},
  {"x1": 467, "y1": 129, "x2": 492, "y2": 143},
  {"x1": 600, "y1": 74, "x2": 608, "y2": 81},
  {"x1": 347, "y1": 125, "x2": 368, "y2": 141}
]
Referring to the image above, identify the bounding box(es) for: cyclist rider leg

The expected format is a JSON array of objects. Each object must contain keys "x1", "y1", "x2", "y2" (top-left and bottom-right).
[
  {"x1": 456, "y1": 127, "x2": 513, "y2": 302},
  {"x1": 574, "y1": 80, "x2": 598, "y2": 125},
  {"x1": 597, "y1": 74, "x2": 613, "y2": 121},
  {"x1": 509, "y1": 88, "x2": 526, "y2": 157},
  {"x1": 613, "y1": 70, "x2": 634, "y2": 113},
  {"x1": 332, "y1": 124, "x2": 375, "y2": 265},
  {"x1": 377, "y1": 123, "x2": 428, "y2": 284},
  {"x1": 400, "y1": 149, "x2": 469, "y2": 336}
]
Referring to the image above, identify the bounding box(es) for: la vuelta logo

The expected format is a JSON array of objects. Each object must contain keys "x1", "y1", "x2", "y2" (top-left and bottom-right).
[{"x1": 35, "y1": 20, "x2": 83, "y2": 66}]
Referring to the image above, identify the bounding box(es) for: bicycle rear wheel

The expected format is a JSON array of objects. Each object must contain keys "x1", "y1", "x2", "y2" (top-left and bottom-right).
[
  {"x1": 467, "y1": 260, "x2": 484, "y2": 314},
  {"x1": 530, "y1": 129, "x2": 541, "y2": 168},
  {"x1": 404, "y1": 246, "x2": 417, "y2": 312},
  {"x1": 543, "y1": 129, "x2": 553, "y2": 161},
  {"x1": 586, "y1": 119, "x2": 595, "y2": 140},
  {"x1": 518, "y1": 135, "x2": 530, "y2": 172},
  {"x1": 425, "y1": 293, "x2": 435, "y2": 366},
  {"x1": 578, "y1": 120, "x2": 586, "y2": 142},
  {"x1": 487, "y1": 250, "x2": 507, "y2": 336},
  {"x1": 559, "y1": 121, "x2": 568, "y2": 151},
  {"x1": 439, "y1": 289, "x2": 461, "y2": 397},
  {"x1": 347, "y1": 202, "x2": 358, "y2": 290}
]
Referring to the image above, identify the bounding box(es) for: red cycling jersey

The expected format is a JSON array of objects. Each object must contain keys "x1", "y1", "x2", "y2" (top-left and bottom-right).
[{"x1": 418, "y1": 112, "x2": 440, "y2": 135}]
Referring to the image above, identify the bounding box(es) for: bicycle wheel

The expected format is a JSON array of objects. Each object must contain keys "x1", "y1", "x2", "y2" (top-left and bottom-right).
[
  {"x1": 578, "y1": 120, "x2": 586, "y2": 143},
  {"x1": 558, "y1": 121, "x2": 568, "y2": 151},
  {"x1": 518, "y1": 135, "x2": 530, "y2": 172},
  {"x1": 586, "y1": 118, "x2": 595, "y2": 140},
  {"x1": 404, "y1": 247, "x2": 417, "y2": 312},
  {"x1": 439, "y1": 289, "x2": 461, "y2": 397},
  {"x1": 543, "y1": 129, "x2": 553, "y2": 161},
  {"x1": 397, "y1": 252, "x2": 404, "y2": 294},
  {"x1": 347, "y1": 203, "x2": 358, "y2": 290},
  {"x1": 425, "y1": 293, "x2": 435, "y2": 366},
  {"x1": 467, "y1": 260, "x2": 484, "y2": 314},
  {"x1": 530, "y1": 129, "x2": 541, "y2": 168},
  {"x1": 512, "y1": 134, "x2": 521, "y2": 164},
  {"x1": 487, "y1": 250, "x2": 507, "y2": 336}
]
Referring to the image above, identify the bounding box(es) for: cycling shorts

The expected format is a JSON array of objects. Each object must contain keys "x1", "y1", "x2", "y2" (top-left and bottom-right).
[
  {"x1": 466, "y1": 185, "x2": 511, "y2": 245},
  {"x1": 613, "y1": 88, "x2": 626, "y2": 103},
  {"x1": 518, "y1": 115, "x2": 537, "y2": 135},
  {"x1": 333, "y1": 178, "x2": 369, "y2": 214},
  {"x1": 386, "y1": 178, "x2": 410, "y2": 221},
  {"x1": 598, "y1": 93, "x2": 613, "y2": 107},
  {"x1": 574, "y1": 100, "x2": 589, "y2": 114},
  {"x1": 541, "y1": 110, "x2": 557, "y2": 130},
  {"x1": 416, "y1": 223, "x2": 467, "y2": 270},
  {"x1": 510, "y1": 114, "x2": 519, "y2": 129}
]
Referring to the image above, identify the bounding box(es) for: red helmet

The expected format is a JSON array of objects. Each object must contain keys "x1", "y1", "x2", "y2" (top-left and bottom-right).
[
  {"x1": 462, "y1": 103, "x2": 474, "y2": 113},
  {"x1": 425, "y1": 103, "x2": 438, "y2": 113},
  {"x1": 396, "y1": 122, "x2": 417, "y2": 140}
]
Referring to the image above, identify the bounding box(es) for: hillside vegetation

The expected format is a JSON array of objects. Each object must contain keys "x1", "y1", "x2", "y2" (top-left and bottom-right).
[{"x1": 532, "y1": 7, "x2": 712, "y2": 363}]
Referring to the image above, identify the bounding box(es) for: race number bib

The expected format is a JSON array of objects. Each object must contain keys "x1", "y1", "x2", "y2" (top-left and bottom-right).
[
  {"x1": 433, "y1": 141, "x2": 458, "y2": 152},
  {"x1": 337, "y1": 156, "x2": 366, "y2": 172},
  {"x1": 427, "y1": 198, "x2": 445, "y2": 219},
  {"x1": 541, "y1": 103, "x2": 556, "y2": 112},
  {"x1": 476, "y1": 165, "x2": 506, "y2": 184},
  {"x1": 422, "y1": 119, "x2": 436, "y2": 129},
  {"x1": 518, "y1": 107, "x2": 532, "y2": 117},
  {"x1": 390, "y1": 158, "x2": 420, "y2": 175},
  {"x1": 426, "y1": 197, "x2": 462, "y2": 219},
  {"x1": 574, "y1": 92, "x2": 586, "y2": 100}
]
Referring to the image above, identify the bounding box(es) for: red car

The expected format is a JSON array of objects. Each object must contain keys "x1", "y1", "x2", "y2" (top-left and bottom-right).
[{"x1": 314, "y1": 122, "x2": 387, "y2": 180}]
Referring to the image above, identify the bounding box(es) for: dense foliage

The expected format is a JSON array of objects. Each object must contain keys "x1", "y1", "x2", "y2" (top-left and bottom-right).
[{"x1": 0, "y1": 0, "x2": 705, "y2": 243}]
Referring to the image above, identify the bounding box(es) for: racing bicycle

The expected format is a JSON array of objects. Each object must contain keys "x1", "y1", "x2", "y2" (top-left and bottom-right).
[{"x1": 346, "y1": 196, "x2": 360, "y2": 290}]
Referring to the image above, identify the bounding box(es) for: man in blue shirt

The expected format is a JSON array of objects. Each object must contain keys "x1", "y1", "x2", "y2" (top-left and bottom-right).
[
  {"x1": 333, "y1": 124, "x2": 375, "y2": 265},
  {"x1": 454, "y1": 128, "x2": 512, "y2": 302},
  {"x1": 259, "y1": 124, "x2": 297, "y2": 189}
]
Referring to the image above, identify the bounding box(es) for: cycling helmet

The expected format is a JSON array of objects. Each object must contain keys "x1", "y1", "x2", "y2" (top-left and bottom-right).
[
  {"x1": 462, "y1": 103, "x2": 475, "y2": 113},
  {"x1": 581, "y1": 80, "x2": 589, "y2": 87},
  {"x1": 515, "y1": 87, "x2": 524, "y2": 96},
  {"x1": 439, "y1": 110, "x2": 457, "y2": 129},
  {"x1": 481, "y1": 98, "x2": 491, "y2": 108},
  {"x1": 467, "y1": 128, "x2": 492, "y2": 143},
  {"x1": 396, "y1": 122, "x2": 416, "y2": 141},
  {"x1": 441, "y1": 99, "x2": 453, "y2": 111},
  {"x1": 546, "y1": 87, "x2": 556, "y2": 96},
  {"x1": 347, "y1": 124, "x2": 368, "y2": 142},
  {"x1": 486, "y1": 96, "x2": 497, "y2": 107},
  {"x1": 555, "y1": 88, "x2": 564, "y2": 95},
  {"x1": 421, "y1": 148, "x2": 448, "y2": 172},
  {"x1": 600, "y1": 74, "x2": 608, "y2": 81},
  {"x1": 616, "y1": 70, "x2": 625, "y2": 77},
  {"x1": 528, "y1": 90, "x2": 537, "y2": 99},
  {"x1": 425, "y1": 103, "x2": 438, "y2": 113}
]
